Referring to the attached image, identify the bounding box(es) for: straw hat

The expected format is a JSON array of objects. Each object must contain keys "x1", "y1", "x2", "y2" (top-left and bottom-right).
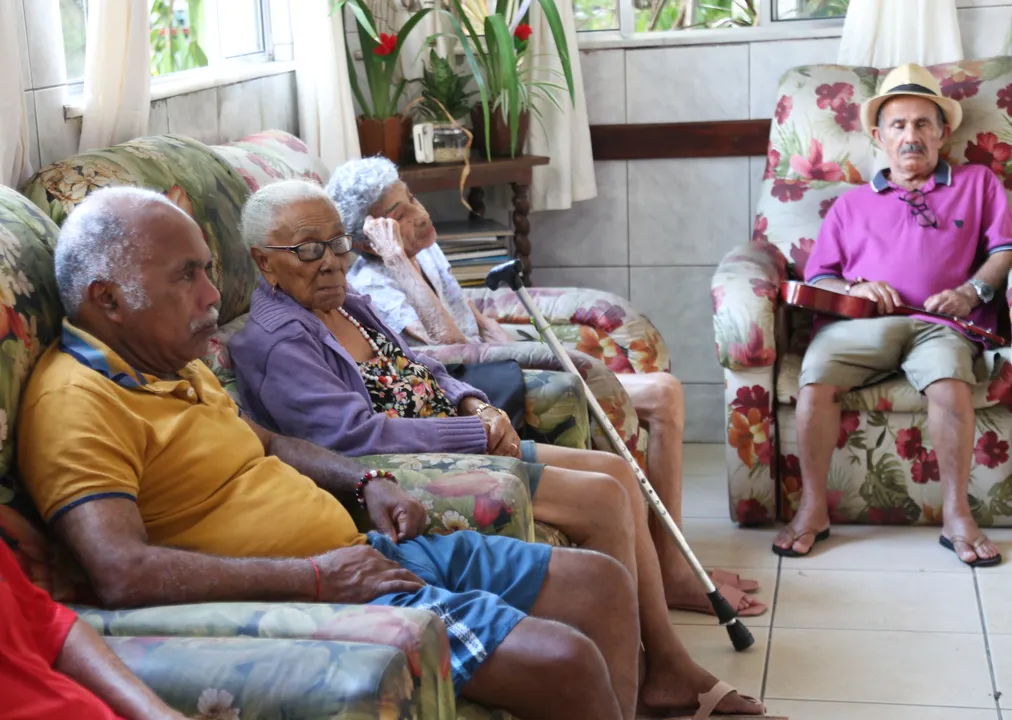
[{"x1": 860, "y1": 63, "x2": 962, "y2": 136}]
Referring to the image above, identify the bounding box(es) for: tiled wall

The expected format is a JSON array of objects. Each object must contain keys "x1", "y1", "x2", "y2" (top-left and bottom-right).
[
  {"x1": 531, "y1": 3, "x2": 1012, "y2": 442},
  {"x1": 15, "y1": 0, "x2": 299, "y2": 170}
]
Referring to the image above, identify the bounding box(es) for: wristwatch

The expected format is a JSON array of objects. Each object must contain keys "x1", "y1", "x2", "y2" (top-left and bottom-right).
[
  {"x1": 474, "y1": 402, "x2": 508, "y2": 420},
  {"x1": 967, "y1": 278, "x2": 995, "y2": 304}
]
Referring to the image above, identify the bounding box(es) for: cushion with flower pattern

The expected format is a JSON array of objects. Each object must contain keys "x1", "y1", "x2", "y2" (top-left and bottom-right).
[{"x1": 210, "y1": 130, "x2": 331, "y2": 192}]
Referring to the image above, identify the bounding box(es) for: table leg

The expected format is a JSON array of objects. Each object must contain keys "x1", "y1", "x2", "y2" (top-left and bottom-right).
[
  {"x1": 510, "y1": 182, "x2": 533, "y2": 280},
  {"x1": 467, "y1": 186, "x2": 485, "y2": 220}
]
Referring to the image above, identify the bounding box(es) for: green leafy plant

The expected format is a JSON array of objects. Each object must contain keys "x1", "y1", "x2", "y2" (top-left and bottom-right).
[
  {"x1": 150, "y1": 0, "x2": 209, "y2": 77},
  {"x1": 329, "y1": 0, "x2": 430, "y2": 120},
  {"x1": 414, "y1": 49, "x2": 476, "y2": 122},
  {"x1": 437, "y1": 0, "x2": 576, "y2": 158}
]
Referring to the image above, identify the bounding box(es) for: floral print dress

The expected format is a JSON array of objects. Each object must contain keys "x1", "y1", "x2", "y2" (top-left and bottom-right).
[{"x1": 356, "y1": 322, "x2": 458, "y2": 419}]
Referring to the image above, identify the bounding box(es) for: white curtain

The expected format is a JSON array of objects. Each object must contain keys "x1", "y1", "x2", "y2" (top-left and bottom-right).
[
  {"x1": 837, "y1": 0, "x2": 963, "y2": 68},
  {"x1": 293, "y1": 0, "x2": 361, "y2": 173},
  {"x1": 0, "y1": 0, "x2": 31, "y2": 186},
  {"x1": 79, "y1": 0, "x2": 152, "y2": 152},
  {"x1": 526, "y1": 1, "x2": 596, "y2": 212}
]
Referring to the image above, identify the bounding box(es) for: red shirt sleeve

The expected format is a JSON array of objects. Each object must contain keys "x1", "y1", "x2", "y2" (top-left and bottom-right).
[
  {"x1": 805, "y1": 198, "x2": 847, "y2": 284},
  {"x1": 981, "y1": 169, "x2": 1012, "y2": 256},
  {"x1": 0, "y1": 541, "x2": 77, "y2": 665}
]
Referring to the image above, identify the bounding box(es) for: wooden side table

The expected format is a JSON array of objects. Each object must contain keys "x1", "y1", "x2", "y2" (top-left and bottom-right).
[{"x1": 398, "y1": 155, "x2": 550, "y2": 278}]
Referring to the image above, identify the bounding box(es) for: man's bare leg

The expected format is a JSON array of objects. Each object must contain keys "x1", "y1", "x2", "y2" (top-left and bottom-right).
[
  {"x1": 925, "y1": 379, "x2": 1000, "y2": 563},
  {"x1": 463, "y1": 548, "x2": 638, "y2": 719},
  {"x1": 773, "y1": 383, "x2": 838, "y2": 555},
  {"x1": 534, "y1": 446, "x2": 763, "y2": 716}
]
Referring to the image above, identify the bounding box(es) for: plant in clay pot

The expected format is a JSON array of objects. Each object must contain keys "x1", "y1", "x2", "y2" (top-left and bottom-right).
[
  {"x1": 330, "y1": 0, "x2": 431, "y2": 162},
  {"x1": 412, "y1": 49, "x2": 475, "y2": 163}
]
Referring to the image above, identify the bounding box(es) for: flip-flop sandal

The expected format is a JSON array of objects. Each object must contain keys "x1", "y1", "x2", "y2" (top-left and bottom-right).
[
  {"x1": 940, "y1": 534, "x2": 1003, "y2": 568},
  {"x1": 637, "y1": 679, "x2": 788, "y2": 719},
  {"x1": 669, "y1": 584, "x2": 767, "y2": 618},
  {"x1": 710, "y1": 568, "x2": 759, "y2": 593},
  {"x1": 771, "y1": 527, "x2": 830, "y2": 558}
]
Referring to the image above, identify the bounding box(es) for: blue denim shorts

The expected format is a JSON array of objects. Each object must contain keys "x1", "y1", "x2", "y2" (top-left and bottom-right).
[
  {"x1": 367, "y1": 530, "x2": 552, "y2": 693},
  {"x1": 519, "y1": 439, "x2": 544, "y2": 497}
]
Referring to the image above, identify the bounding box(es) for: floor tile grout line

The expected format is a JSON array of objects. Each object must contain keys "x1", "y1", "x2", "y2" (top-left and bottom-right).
[
  {"x1": 973, "y1": 567, "x2": 1004, "y2": 718},
  {"x1": 761, "y1": 696, "x2": 1002, "y2": 711},
  {"x1": 759, "y1": 555, "x2": 781, "y2": 702}
]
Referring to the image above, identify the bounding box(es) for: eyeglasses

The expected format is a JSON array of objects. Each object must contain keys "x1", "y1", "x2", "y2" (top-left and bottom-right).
[
  {"x1": 900, "y1": 189, "x2": 938, "y2": 228},
  {"x1": 262, "y1": 234, "x2": 354, "y2": 262}
]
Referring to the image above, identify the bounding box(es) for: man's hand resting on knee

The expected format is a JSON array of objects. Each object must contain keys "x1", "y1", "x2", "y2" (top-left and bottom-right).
[{"x1": 313, "y1": 545, "x2": 426, "y2": 603}]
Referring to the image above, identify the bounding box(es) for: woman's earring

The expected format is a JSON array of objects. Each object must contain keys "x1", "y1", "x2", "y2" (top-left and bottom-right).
[{"x1": 271, "y1": 283, "x2": 278, "y2": 297}]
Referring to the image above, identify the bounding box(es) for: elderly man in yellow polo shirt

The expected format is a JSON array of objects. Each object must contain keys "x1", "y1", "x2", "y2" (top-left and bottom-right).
[{"x1": 16, "y1": 187, "x2": 650, "y2": 720}]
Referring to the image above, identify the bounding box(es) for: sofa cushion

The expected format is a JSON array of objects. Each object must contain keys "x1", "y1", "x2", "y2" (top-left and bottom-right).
[{"x1": 211, "y1": 129, "x2": 331, "y2": 191}]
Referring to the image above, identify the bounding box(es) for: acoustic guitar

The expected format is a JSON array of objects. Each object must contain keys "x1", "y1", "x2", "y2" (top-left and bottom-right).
[{"x1": 779, "y1": 280, "x2": 1007, "y2": 347}]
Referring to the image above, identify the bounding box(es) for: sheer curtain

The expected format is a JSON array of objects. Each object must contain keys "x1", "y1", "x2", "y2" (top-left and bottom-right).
[
  {"x1": 79, "y1": 0, "x2": 152, "y2": 152},
  {"x1": 0, "y1": 0, "x2": 31, "y2": 187},
  {"x1": 838, "y1": 0, "x2": 963, "y2": 68},
  {"x1": 525, "y1": 0, "x2": 596, "y2": 212},
  {"x1": 292, "y1": 0, "x2": 361, "y2": 173}
]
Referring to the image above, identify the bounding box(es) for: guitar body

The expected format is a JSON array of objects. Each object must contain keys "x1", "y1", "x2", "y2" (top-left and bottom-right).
[{"x1": 779, "y1": 280, "x2": 1007, "y2": 348}]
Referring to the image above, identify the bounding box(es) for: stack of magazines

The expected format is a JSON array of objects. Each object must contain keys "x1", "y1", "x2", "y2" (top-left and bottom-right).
[{"x1": 435, "y1": 219, "x2": 513, "y2": 288}]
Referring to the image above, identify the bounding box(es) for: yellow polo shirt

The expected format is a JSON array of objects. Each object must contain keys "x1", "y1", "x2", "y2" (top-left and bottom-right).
[{"x1": 17, "y1": 320, "x2": 365, "y2": 558}]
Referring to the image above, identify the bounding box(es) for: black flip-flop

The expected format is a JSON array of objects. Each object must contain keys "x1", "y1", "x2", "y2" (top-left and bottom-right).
[
  {"x1": 772, "y1": 527, "x2": 831, "y2": 558},
  {"x1": 939, "y1": 534, "x2": 1003, "y2": 568}
]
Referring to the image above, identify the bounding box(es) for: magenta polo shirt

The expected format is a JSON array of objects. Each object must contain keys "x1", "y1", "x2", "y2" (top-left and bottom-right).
[{"x1": 805, "y1": 161, "x2": 1012, "y2": 342}]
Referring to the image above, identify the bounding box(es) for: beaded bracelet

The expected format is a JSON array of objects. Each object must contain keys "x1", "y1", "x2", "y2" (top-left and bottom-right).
[{"x1": 356, "y1": 469, "x2": 398, "y2": 508}]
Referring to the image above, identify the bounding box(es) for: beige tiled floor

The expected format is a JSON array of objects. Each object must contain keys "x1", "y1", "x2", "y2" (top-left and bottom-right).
[{"x1": 660, "y1": 444, "x2": 1005, "y2": 720}]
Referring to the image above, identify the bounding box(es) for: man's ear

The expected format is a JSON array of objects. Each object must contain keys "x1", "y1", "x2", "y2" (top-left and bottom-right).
[
  {"x1": 871, "y1": 125, "x2": 883, "y2": 148},
  {"x1": 86, "y1": 280, "x2": 125, "y2": 322},
  {"x1": 940, "y1": 123, "x2": 952, "y2": 143}
]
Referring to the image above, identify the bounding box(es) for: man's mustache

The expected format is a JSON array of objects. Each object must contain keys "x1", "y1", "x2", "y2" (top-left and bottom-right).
[
  {"x1": 900, "y1": 143, "x2": 926, "y2": 154},
  {"x1": 189, "y1": 307, "x2": 219, "y2": 333}
]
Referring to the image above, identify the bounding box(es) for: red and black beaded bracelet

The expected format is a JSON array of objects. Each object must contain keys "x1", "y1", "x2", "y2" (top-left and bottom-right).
[{"x1": 356, "y1": 469, "x2": 398, "y2": 508}]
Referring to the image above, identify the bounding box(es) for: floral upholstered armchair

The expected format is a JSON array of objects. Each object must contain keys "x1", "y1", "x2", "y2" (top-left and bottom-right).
[{"x1": 713, "y1": 56, "x2": 1012, "y2": 527}]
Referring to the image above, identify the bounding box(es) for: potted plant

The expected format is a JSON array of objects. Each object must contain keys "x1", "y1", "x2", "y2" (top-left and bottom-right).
[
  {"x1": 437, "y1": 0, "x2": 576, "y2": 159},
  {"x1": 330, "y1": 1, "x2": 431, "y2": 162},
  {"x1": 411, "y1": 49, "x2": 474, "y2": 163}
]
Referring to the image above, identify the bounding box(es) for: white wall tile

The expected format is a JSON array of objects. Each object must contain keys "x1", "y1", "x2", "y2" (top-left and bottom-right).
[
  {"x1": 24, "y1": 91, "x2": 40, "y2": 173},
  {"x1": 626, "y1": 44, "x2": 749, "y2": 124},
  {"x1": 218, "y1": 81, "x2": 265, "y2": 143},
  {"x1": 535, "y1": 266, "x2": 630, "y2": 299},
  {"x1": 683, "y1": 384, "x2": 725, "y2": 443},
  {"x1": 749, "y1": 38, "x2": 841, "y2": 119},
  {"x1": 581, "y1": 49, "x2": 626, "y2": 125},
  {"x1": 629, "y1": 266, "x2": 722, "y2": 384},
  {"x1": 959, "y1": 6, "x2": 1012, "y2": 59},
  {"x1": 269, "y1": 0, "x2": 293, "y2": 45},
  {"x1": 167, "y1": 88, "x2": 220, "y2": 145},
  {"x1": 749, "y1": 155, "x2": 765, "y2": 219},
  {"x1": 15, "y1": 0, "x2": 31, "y2": 88},
  {"x1": 149, "y1": 100, "x2": 170, "y2": 136},
  {"x1": 628, "y1": 157, "x2": 751, "y2": 265},
  {"x1": 34, "y1": 86, "x2": 81, "y2": 165},
  {"x1": 274, "y1": 43, "x2": 294, "y2": 62},
  {"x1": 260, "y1": 72, "x2": 298, "y2": 135},
  {"x1": 529, "y1": 161, "x2": 628, "y2": 268},
  {"x1": 23, "y1": 0, "x2": 66, "y2": 89}
]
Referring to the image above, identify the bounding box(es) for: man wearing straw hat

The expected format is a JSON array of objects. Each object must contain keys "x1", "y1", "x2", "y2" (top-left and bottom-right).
[{"x1": 773, "y1": 63, "x2": 1012, "y2": 566}]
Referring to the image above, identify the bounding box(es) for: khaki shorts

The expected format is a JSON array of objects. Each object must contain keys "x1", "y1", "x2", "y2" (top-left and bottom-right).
[{"x1": 799, "y1": 317, "x2": 981, "y2": 392}]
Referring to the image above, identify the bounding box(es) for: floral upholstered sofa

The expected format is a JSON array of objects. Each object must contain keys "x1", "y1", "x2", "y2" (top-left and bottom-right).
[
  {"x1": 210, "y1": 130, "x2": 672, "y2": 469},
  {"x1": 713, "y1": 56, "x2": 1012, "y2": 527}
]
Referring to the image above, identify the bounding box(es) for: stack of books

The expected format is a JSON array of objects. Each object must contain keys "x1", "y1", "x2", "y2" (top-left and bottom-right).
[{"x1": 435, "y1": 219, "x2": 513, "y2": 288}]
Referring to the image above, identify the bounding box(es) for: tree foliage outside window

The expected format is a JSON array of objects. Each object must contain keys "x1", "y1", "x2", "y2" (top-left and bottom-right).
[
  {"x1": 60, "y1": 0, "x2": 88, "y2": 82},
  {"x1": 149, "y1": 0, "x2": 210, "y2": 76},
  {"x1": 572, "y1": 0, "x2": 847, "y2": 32}
]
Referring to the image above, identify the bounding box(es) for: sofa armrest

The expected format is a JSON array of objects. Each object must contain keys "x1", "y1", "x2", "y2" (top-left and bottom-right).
[
  {"x1": 79, "y1": 602, "x2": 455, "y2": 720},
  {"x1": 105, "y1": 635, "x2": 414, "y2": 720},
  {"x1": 712, "y1": 241, "x2": 788, "y2": 372},
  {"x1": 464, "y1": 286, "x2": 670, "y2": 374}
]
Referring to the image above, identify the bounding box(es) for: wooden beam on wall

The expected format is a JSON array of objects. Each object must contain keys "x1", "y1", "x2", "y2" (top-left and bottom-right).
[{"x1": 589, "y1": 119, "x2": 772, "y2": 160}]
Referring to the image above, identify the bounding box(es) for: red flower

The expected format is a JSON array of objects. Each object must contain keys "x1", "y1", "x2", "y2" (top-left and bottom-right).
[
  {"x1": 789, "y1": 237, "x2": 815, "y2": 275},
  {"x1": 513, "y1": 23, "x2": 533, "y2": 41},
  {"x1": 790, "y1": 139, "x2": 845, "y2": 182},
  {"x1": 912, "y1": 449, "x2": 939, "y2": 484},
  {"x1": 998, "y1": 83, "x2": 1012, "y2": 117},
  {"x1": 827, "y1": 489, "x2": 846, "y2": 524},
  {"x1": 764, "y1": 147, "x2": 781, "y2": 180},
  {"x1": 775, "y1": 95, "x2": 793, "y2": 124},
  {"x1": 819, "y1": 197, "x2": 837, "y2": 219},
  {"x1": 750, "y1": 277, "x2": 777, "y2": 301},
  {"x1": 473, "y1": 493, "x2": 510, "y2": 527},
  {"x1": 728, "y1": 323, "x2": 776, "y2": 367},
  {"x1": 875, "y1": 397, "x2": 893, "y2": 411},
  {"x1": 834, "y1": 102, "x2": 861, "y2": 132},
  {"x1": 987, "y1": 360, "x2": 1012, "y2": 405},
  {"x1": 895, "y1": 427, "x2": 924, "y2": 460},
  {"x1": 836, "y1": 410, "x2": 860, "y2": 449},
  {"x1": 975, "y1": 431, "x2": 1009, "y2": 469},
  {"x1": 815, "y1": 82, "x2": 854, "y2": 111},
  {"x1": 5, "y1": 307, "x2": 28, "y2": 347},
  {"x1": 373, "y1": 33, "x2": 397, "y2": 56},
  {"x1": 752, "y1": 214, "x2": 769, "y2": 243},
  {"x1": 736, "y1": 498, "x2": 769, "y2": 525},
  {"x1": 868, "y1": 506, "x2": 908, "y2": 524},
  {"x1": 941, "y1": 72, "x2": 981, "y2": 101},
  {"x1": 731, "y1": 385, "x2": 770, "y2": 416},
  {"x1": 771, "y1": 178, "x2": 808, "y2": 203},
  {"x1": 965, "y1": 132, "x2": 1012, "y2": 177},
  {"x1": 570, "y1": 301, "x2": 627, "y2": 334},
  {"x1": 711, "y1": 286, "x2": 726, "y2": 313}
]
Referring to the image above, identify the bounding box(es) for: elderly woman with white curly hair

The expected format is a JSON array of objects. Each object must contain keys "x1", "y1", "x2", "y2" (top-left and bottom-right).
[{"x1": 327, "y1": 156, "x2": 758, "y2": 617}]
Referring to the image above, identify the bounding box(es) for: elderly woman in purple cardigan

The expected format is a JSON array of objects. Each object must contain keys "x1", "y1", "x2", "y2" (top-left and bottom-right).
[{"x1": 227, "y1": 180, "x2": 769, "y2": 720}]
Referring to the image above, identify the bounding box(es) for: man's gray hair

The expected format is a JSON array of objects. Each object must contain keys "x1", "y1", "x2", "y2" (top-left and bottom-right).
[
  {"x1": 55, "y1": 186, "x2": 182, "y2": 317},
  {"x1": 240, "y1": 179, "x2": 334, "y2": 249},
  {"x1": 325, "y1": 156, "x2": 400, "y2": 245}
]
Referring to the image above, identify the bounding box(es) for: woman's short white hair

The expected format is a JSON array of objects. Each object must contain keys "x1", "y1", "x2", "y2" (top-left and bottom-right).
[
  {"x1": 325, "y1": 156, "x2": 400, "y2": 245},
  {"x1": 241, "y1": 179, "x2": 334, "y2": 249}
]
